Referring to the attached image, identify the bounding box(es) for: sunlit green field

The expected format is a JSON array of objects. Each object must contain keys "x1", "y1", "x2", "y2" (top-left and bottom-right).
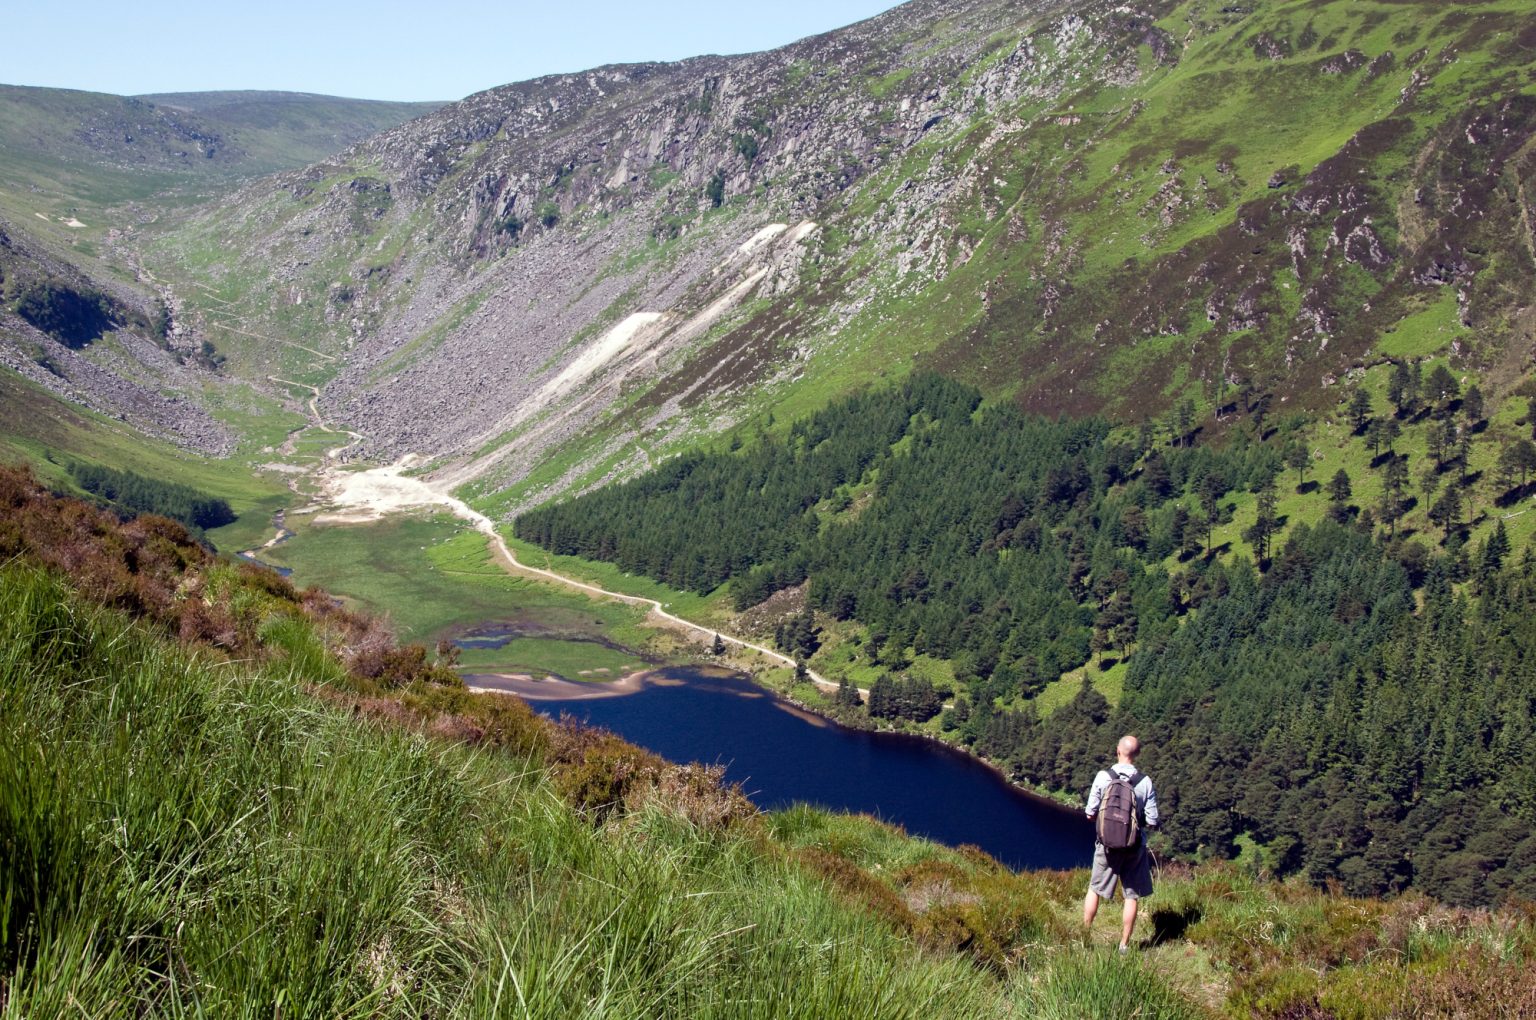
[{"x1": 264, "y1": 512, "x2": 665, "y2": 676}]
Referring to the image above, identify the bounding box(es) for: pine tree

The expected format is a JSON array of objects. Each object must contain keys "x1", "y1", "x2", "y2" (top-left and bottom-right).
[
  {"x1": 1111, "y1": 590, "x2": 1137, "y2": 652},
  {"x1": 1426, "y1": 364, "x2": 1459, "y2": 415},
  {"x1": 1388, "y1": 361, "x2": 1414, "y2": 416},
  {"x1": 1199, "y1": 473, "x2": 1223, "y2": 523},
  {"x1": 1380, "y1": 417, "x2": 1401, "y2": 455},
  {"x1": 1379, "y1": 457, "x2": 1410, "y2": 536},
  {"x1": 1183, "y1": 509, "x2": 1209, "y2": 560},
  {"x1": 1170, "y1": 503, "x2": 1190, "y2": 546},
  {"x1": 790, "y1": 605, "x2": 820, "y2": 658},
  {"x1": 1327, "y1": 469, "x2": 1353, "y2": 523},
  {"x1": 1427, "y1": 418, "x2": 1451, "y2": 467},
  {"x1": 1429, "y1": 485, "x2": 1463, "y2": 538},
  {"x1": 1093, "y1": 588, "x2": 1129, "y2": 654},
  {"x1": 835, "y1": 677, "x2": 862, "y2": 708},
  {"x1": 1461, "y1": 385, "x2": 1484, "y2": 425},
  {"x1": 1244, "y1": 480, "x2": 1280, "y2": 566},
  {"x1": 1120, "y1": 505, "x2": 1148, "y2": 550},
  {"x1": 1176, "y1": 399, "x2": 1196, "y2": 447},
  {"x1": 1348, "y1": 388, "x2": 1373, "y2": 434},
  {"x1": 1476, "y1": 520, "x2": 1510, "y2": 583},
  {"x1": 868, "y1": 675, "x2": 895, "y2": 718},
  {"x1": 1420, "y1": 463, "x2": 1441, "y2": 501},
  {"x1": 1286, "y1": 441, "x2": 1311, "y2": 489},
  {"x1": 1143, "y1": 451, "x2": 1172, "y2": 498},
  {"x1": 1368, "y1": 416, "x2": 1401, "y2": 457},
  {"x1": 1497, "y1": 439, "x2": 1536, "y2": 492}
]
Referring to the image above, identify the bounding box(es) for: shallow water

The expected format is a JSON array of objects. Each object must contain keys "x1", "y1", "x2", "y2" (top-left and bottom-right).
[
  {"x1": 236, "y1": 553, "x2": 293, "y2": 577},
  {"x1": 535, "y1": 666, "x2": 1093, "y2": 871}
]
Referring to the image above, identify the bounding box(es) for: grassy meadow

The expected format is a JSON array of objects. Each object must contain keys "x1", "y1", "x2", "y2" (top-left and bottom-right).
[{"x1": 265, "y1": 512, "x2": 668, "y2": 677}]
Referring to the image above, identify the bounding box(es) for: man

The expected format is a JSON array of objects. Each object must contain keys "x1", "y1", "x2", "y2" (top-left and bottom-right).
[{"x1": 1083, "y1": 734, "x2": 1160, "y2": 953}]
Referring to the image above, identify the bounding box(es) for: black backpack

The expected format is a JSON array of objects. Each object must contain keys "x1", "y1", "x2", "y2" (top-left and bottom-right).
[{"x1": 1096, "y1": 769, "x2": 1144, "y2": 850}]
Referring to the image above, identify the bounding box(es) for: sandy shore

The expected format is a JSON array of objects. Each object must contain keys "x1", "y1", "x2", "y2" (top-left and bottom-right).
[{"x1": 465, "y1": 669, "x2": 653, "y2": 701}]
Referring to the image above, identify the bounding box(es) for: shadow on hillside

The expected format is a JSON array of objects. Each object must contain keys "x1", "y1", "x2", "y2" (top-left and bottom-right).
[
  {"x1": 1496, "y1": 482, "x2": 1536, "y2": 509},
  {"x1": 1147, "y1": 904, "x2": 1202, "y2": 947}
]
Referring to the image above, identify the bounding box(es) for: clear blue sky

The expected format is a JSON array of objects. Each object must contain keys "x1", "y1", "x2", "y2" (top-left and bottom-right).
[{"x1": 6, "y1": 1, "x2": 905, "y2": 102}]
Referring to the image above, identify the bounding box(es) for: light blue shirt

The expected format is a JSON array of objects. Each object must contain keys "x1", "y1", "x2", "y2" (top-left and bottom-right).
[{"x1": 1084, "y1": 763, "x2": 1159, "y2": 829}]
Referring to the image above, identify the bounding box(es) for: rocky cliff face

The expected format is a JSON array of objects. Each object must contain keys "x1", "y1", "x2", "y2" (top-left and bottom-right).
[{"x1": 141, "y1": 0, "x2": 1536, "y2": 510}]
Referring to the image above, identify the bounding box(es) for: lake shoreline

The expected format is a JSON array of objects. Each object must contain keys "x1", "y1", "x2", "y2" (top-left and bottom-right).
[
  {"x1": 471, "y1": 662, "x2": 1087, "y2": 824},
  {"x1": 771, "y1": 682, "x2": 1087, "y2": 821},
  {"x1": 510, "y1": 664, "x2": 1092, "y2": 869},
  {"x1": 465, "y1": 668, "x2": 653, "y2": 700}
]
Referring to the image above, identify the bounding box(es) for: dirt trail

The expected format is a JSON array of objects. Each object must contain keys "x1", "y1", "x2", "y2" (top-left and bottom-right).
[
  {"x1": 209, "y1": 320, "x2": 336, "y2": 362},
  {"x1": 316, "y1": 456, "x2": 850, "y2": 695},
  {"x1": 270, "y1": 376, "x2": 363, "y2": 460},
  {"x1": 276, "y1": 367, "x2": 856, "y2": 696}
]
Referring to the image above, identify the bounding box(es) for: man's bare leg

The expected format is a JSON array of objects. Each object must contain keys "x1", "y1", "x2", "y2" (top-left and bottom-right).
[
  {"x1": 1083, "y1": 888, "x2": 1100, "y2": 929},
  {"x1": 1120, "y1": 897, "x2": 1139, "y2": 950}
]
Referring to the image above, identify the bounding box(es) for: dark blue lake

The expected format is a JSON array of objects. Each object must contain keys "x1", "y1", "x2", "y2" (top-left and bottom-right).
[{"x1": 532, "y1": 667, "x2": 1092, "y2": 871}]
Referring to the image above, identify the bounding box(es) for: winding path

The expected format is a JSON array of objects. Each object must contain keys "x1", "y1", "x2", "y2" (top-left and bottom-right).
[
  {"x1": 438, "y1": 490, "x2": 847, "y2": 694},
  {"x1": 285, "y1": 391, "x2": 853, "y2": 694},
  {"x1": 270, "y1": 377, "x2": 364, "y2": 460}
]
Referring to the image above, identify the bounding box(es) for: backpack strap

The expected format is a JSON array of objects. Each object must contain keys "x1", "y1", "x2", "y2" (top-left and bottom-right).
[{"x1": 1116, "y1": 769, "x2": 1146, "y2": 827}]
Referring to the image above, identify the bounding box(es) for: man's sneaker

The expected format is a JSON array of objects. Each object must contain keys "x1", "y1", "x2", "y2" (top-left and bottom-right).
[{"x1": 1118, "y1": 943, "x2": 1130, "y2": 955}]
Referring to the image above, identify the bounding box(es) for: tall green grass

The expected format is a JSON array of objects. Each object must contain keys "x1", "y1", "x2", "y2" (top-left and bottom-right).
[
  {"x1": 1011, "y1": 951, "x2": 1206, "y2": 1020},
  {"x1": 0, "y1": 562, "x2": 1012, "y2": 1017}
]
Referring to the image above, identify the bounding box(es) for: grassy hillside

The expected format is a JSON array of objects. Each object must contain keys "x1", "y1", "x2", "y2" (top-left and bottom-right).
[
  {"x1": 136, "y1": 90, "x2": 444, "y2": 173},
  {"x1": 0, "y1": 84, "x2": 441, "y2": 204},
  {"x1": 0, "y1": 83, "x2": 441, "y2": 483},
  {"x1": 0, "y1": 567, "x2": 1012, "y2": 1017},
  {"x1": 0, "y1": 83, "x2": 441, "y2": 294},
  {"x1": 0, "y1": 371, "x2": 293, "y2": 553},
  {"x1": 4, "y1": 470, "x2": 1535, "y2": 1017}
]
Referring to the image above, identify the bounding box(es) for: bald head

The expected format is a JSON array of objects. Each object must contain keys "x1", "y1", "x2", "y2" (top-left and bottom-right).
[{"x1": 1116, "y1": 735, "x2": 1142, "y2": 763}]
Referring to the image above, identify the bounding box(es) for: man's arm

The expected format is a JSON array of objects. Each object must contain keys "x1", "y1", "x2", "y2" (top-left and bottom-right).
[
  {"x1": 1140, "y1": 777, "x2": 1160, "y2": 830},
  {"x1": 1084, "y1": 770, "x2": 1108, "y2": 818}
]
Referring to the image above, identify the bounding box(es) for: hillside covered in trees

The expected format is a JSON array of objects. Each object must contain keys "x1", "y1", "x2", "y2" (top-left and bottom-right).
[{"x1": 519, "y1": 372, "x2": 1536, "y2": 905}]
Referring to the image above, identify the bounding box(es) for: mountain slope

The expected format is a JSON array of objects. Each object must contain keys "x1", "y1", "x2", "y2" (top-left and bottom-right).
[
  {"x1": 139, "y1": 0, "x2": 1536, "y2": 513},
  {"x1": 0, "y1": 84, "x2": 443, "y2": 200},
  {"x1": 0, "y1": 85, "x2": 443, "y2": 454},
  {"x1": 135, "y1": 90, "x2": 446, "y2": 173}
]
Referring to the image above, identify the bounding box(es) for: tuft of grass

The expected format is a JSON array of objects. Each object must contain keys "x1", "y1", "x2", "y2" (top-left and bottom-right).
[{"x1": 1012, "y1": 949, "x2": 1211, "y2": 1019}]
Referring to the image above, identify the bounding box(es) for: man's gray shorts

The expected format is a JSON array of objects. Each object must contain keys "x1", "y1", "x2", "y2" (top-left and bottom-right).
[{"x1": 1089, "y1": 843, "x2": 1154, "y2": 900}]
